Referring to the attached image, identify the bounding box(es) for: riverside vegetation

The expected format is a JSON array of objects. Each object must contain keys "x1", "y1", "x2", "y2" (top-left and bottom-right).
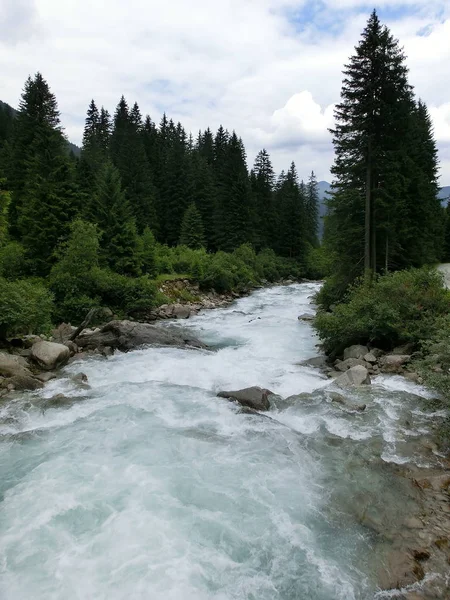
[
  {"x1": 312, "y1": 11, "x2": 450, "y2": 452},
  {"x1": 0, "y1": 70, "x2": 325, "y2": 340}
]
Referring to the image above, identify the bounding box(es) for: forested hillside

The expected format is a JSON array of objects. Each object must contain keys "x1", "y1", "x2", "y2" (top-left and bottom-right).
[{"x1": 0, "y1": 74, "x2": 322, "y2": 333}]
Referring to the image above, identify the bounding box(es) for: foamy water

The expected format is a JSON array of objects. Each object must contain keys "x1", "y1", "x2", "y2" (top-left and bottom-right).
[{"x1": 0, "y1": 284, "x2": 444, "y2": 599}]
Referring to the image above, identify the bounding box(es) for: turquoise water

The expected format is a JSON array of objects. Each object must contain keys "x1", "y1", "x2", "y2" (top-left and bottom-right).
[{"x1": 0, "y1": 284, "x2": 441, "y2": 599}]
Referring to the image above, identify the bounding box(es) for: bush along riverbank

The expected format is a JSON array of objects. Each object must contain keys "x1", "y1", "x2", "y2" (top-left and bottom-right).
[
  {"x1": 0, "y1": 271, "x2": 307, "y2": 398},
  {"x1": 309, "y1": 269, "x2": 450, "y2": 597},
  {"x1": 314, "y1": 267, "x2": 450, "y2": 451}
]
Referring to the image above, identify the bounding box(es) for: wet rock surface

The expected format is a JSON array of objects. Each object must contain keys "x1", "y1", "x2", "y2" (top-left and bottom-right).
[{"x1": 75, "y1": 320, "x2": 207, "y2": 352}]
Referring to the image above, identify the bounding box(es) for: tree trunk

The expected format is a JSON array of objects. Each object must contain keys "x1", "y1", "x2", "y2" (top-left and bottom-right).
[{"x1": 365, "y1": 137, "x2": 372, "y2": 282}]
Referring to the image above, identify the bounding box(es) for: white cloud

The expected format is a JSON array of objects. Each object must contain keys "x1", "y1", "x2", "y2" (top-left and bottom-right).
[{"x1": 0, "y1": 0, "x2": 449, "y2": 183}]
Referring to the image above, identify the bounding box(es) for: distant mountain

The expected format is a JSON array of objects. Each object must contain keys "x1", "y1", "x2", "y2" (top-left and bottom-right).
[
  {"x1": 439, "y1": 186, "x2": 450, "y2": 206},
  {"x1": 0, "y1": 99, "x2": 81, "y2": 157}
]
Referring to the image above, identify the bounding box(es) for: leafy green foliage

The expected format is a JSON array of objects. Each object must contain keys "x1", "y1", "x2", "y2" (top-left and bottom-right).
[
  {"x1": 315, "y1": 268, "x2": 450, "y2": 357},
  {"x1": 0, "y1": 241, "x2": 28, "y2": 280},
  {"x1": 0, "y1": 277, "x2": 54, "y2": 338}
]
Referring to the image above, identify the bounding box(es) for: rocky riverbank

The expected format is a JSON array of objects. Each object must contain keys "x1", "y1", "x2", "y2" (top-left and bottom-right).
[
  {"x1": 299, "y1": 341, "x2": 450, "y2": 598},
  {"x1": 0, "y1": 277, "x2": 302, "y2": 398}
]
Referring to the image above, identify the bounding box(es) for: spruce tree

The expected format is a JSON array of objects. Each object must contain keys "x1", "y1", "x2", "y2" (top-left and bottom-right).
[
  {"x1": 305, "y1": 171, "x2": 320, "y2": 247},
  {"x1": 252, "y1": 149, "x2": 276, "y2": 249},
  {"x1": 110, "y1": 98, "x2": 158, "y2": 234},
  {"x1": 276, "y1": 162, "x2": 306, "y2": 259},
  {"x1": 0, "y1": 178, "x2": 11, "y2": 246},
  {"x1": 7, "y1": 73, "x2": 77, "y2": 273},
  {"x1": 179, "y1": 202, "x2": 206, "y2": 249},
  {"x1": 94, "y1": 162, "x2": 142, "y2": 276},
  {"x1": 328, "y1": 11, "x2": 436, "y2": 281}
]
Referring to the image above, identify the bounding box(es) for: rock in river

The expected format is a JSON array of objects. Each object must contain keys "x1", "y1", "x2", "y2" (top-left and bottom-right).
[
  {"x1": 217, "y1": 386, "x2": 274, "y2": 411},
  {"x1": 334, "y1": 365, "x2": 371, "y2": 388},
  {"x1": 30, "y1": 341, "x2": 70, "y2": 371},
  {"x1": 75, "y1": 320, "x2": 206, "y2": 352}
]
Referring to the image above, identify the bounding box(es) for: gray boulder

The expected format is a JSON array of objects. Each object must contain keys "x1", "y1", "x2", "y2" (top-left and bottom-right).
[
  {"x1": 172, "y1": 304, "x2": 191, "y2": 319},
  {"x1": 329, "y1": 392, "x2": 366, "y2": 412},
  {"x1": 75, "y1": 320, "x2": 206, "y2": 352},
  {"x1": 0, "y1": 352, "x2": 32, "y2": 378},
  {"x1": 52, "y1": 323, "x2": 77, "y2": 343},
  {"x1": 298, "y1": 313, "x2": 315, "y2": 322},
  {"x1": 334, "y1": 365, "x2": 371, "y2": 388},
  {"x1": 35, "y1": 371, "x2": 57, "y2": 383},
  {"x1": 343, "y1": 345, "x2": 369, "y2": 361},
  {"x1": 30, "y1": 341, "x2": 70, "y2": 371},
  {"x1": 363, "y1": 352, "x2": 377, "y2": 364},
  {"x1": 1, "y1": 374, "x2": 44, "y2": 391},
  {"x1": 335, "y1": 358, "x2": 369, "y2": 372},
  {"x1": 299, "y1": 356, "x2": 329, "y2": 369},
  {"x1": 217, "y1": 386, "x2": 274, "y2": 411},
  {"x1": 380, "y1": 354, "x2": 411, "y2": 374}
]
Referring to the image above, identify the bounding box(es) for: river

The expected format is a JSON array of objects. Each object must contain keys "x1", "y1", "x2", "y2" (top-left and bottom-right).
[{"x1": 0, "y1": 283, "x2": 447, "y2": 599}]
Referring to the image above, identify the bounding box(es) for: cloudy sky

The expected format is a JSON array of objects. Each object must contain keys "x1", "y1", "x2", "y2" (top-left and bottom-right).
[{"x1": 1, "y1": 0, "x2": 450, "y2": 183}]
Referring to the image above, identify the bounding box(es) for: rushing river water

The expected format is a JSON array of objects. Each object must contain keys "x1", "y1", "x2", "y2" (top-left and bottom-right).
[{"x1": 0, "y1": 283, "x2": 445, "y2": 599}]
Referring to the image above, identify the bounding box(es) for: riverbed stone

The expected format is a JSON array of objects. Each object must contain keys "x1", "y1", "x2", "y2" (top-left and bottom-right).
[
  {"x1": 343, "y1": 345, "x2": 369, "y2": 361},
  {"x1": 380, "y1": 354, "x2": 411, "y2": 373},
  {"x1": 35, "y1": 371, "x2": 57, "y2": 383},
  {"x1": 299, "y1": 356, "x2": 329, "y2": 369},
  {"x1": 172, "y1": 304, "x2": 191, "y2": 319},
  {"x1": 0, "y1": 352, "x2": 32, "y2": 378},
  {"x1": 334, "y1": 365, "x2": 371, "y2": 388},
  {"x1": 75, "y1": 320, "x2": 207, "y2": 352},
  {"x1": 30, "y1": 341, "x2": 70, "y2": 371},
  {"x1": 298, "y1": 313, "x2": 315, "y2": 321},
  {"x1": 1, "y1": 374, "x2": 44, "y2": 391},
  {"x1": 217, "y1": 386, "x2": 274, "y2": 411},
  {"x1": 335, "y1": 358, "x2": 369, "y2": 372},
  {"x1": 363, "y1": 352, "x2": 377, "y2": 363},
  {"x1": 329, "y1": 392, "x2": 366, "y2": 411}
]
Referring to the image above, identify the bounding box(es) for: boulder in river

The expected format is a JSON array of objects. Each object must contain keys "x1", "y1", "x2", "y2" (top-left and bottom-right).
[
  {"x1": 380, "y1": 354, "x2": 411, "y2": 374},
  {"x1": 30, "y1": 341, "x2": 70, "y2": 371},
  {"x1": 329, "y1": 392, "x2": 366, "y2": 411},
  {"x1": 298, "y1": 356, "x2": 329, "y2": 369},
  {"x1": 217, "y1": 386, "x2": 274, "y2": 411},
  {"x1": 0, "y1": 352, "x2": 32, "y2": 378},
  {"x1": 335, "y1": 358, "x2": 369, "y2": 372},
  {"x1": 1, "y1": 373, "x2": 44, "y2": 391},
  {"x1": 75, "y1": 320, "x2": 206, "y2": 352},
  {"x1": 334, "y1": 365, "x2": 371, "y2": 388},
  {"x1": 298, "y1": 313, "x2": 315, "y2": 322},
  {"x1": 343, "y1": 345, "x2": 369, "y2": 361}
]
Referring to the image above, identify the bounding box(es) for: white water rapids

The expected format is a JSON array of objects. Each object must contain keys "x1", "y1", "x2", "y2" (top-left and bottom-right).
[{"x1": 0, "y1": 283, "x2": 445, "y2": 599}]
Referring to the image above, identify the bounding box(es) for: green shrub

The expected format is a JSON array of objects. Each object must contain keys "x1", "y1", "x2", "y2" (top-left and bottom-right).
[
  {"x1": 0, "y1": 277, "x2": 54, "y2": 337},
  {"x1": 305, "y1": 245, "x2": 333, "y2": 280},
  {"x1": 315, "y1": 268, "x2": 450, "y2": 357},
  {"x1": 0, "y1": 242, "x2": 28, "y2": 280}
]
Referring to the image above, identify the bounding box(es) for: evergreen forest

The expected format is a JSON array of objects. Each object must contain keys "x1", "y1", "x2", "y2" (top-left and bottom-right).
[{"x1": 0, "y1": 74, "x2": 322, "y2": 333}]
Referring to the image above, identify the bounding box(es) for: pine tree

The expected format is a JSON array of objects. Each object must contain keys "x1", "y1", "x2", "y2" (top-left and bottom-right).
[
  {"x1": 94, "y1": 162, "x2": 142, "y2": 276},
  {"x1": 190, "y1": 151, "x2": 217, "y2": 250},
  {"x1": 162, "y1": 123, "x2": 193, "y2": 245},
  {"x1": 252, "y1": 149, "x2": 276, "y2": 249},
  {"x1": 0, "y1": 178, "x2": 11, "y2": 246},
  {"x1": 327, "y1": 10, "x2": 437, "y2": 284},
  {"x1": 179, "y1": 202, "x2": 206, "y2": 249},
  {"x1": 140, "y1": 226, "x2": 157, "y2": 276},
  {"x1": 305, "y1": 171, "x2": 320, "y2": 247},
  {"x1": 77, "y1": 100, "x2": 110, "y2": 210},
  {"x1": 110, "y1": 98, "x2": 158, "y2": 234},
  {"x1": 7, "y1": 73, "x2": 77, "y2": 273},
  {"x1": 276, "y1": 162, "x2": 306, "y2": 259}
]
